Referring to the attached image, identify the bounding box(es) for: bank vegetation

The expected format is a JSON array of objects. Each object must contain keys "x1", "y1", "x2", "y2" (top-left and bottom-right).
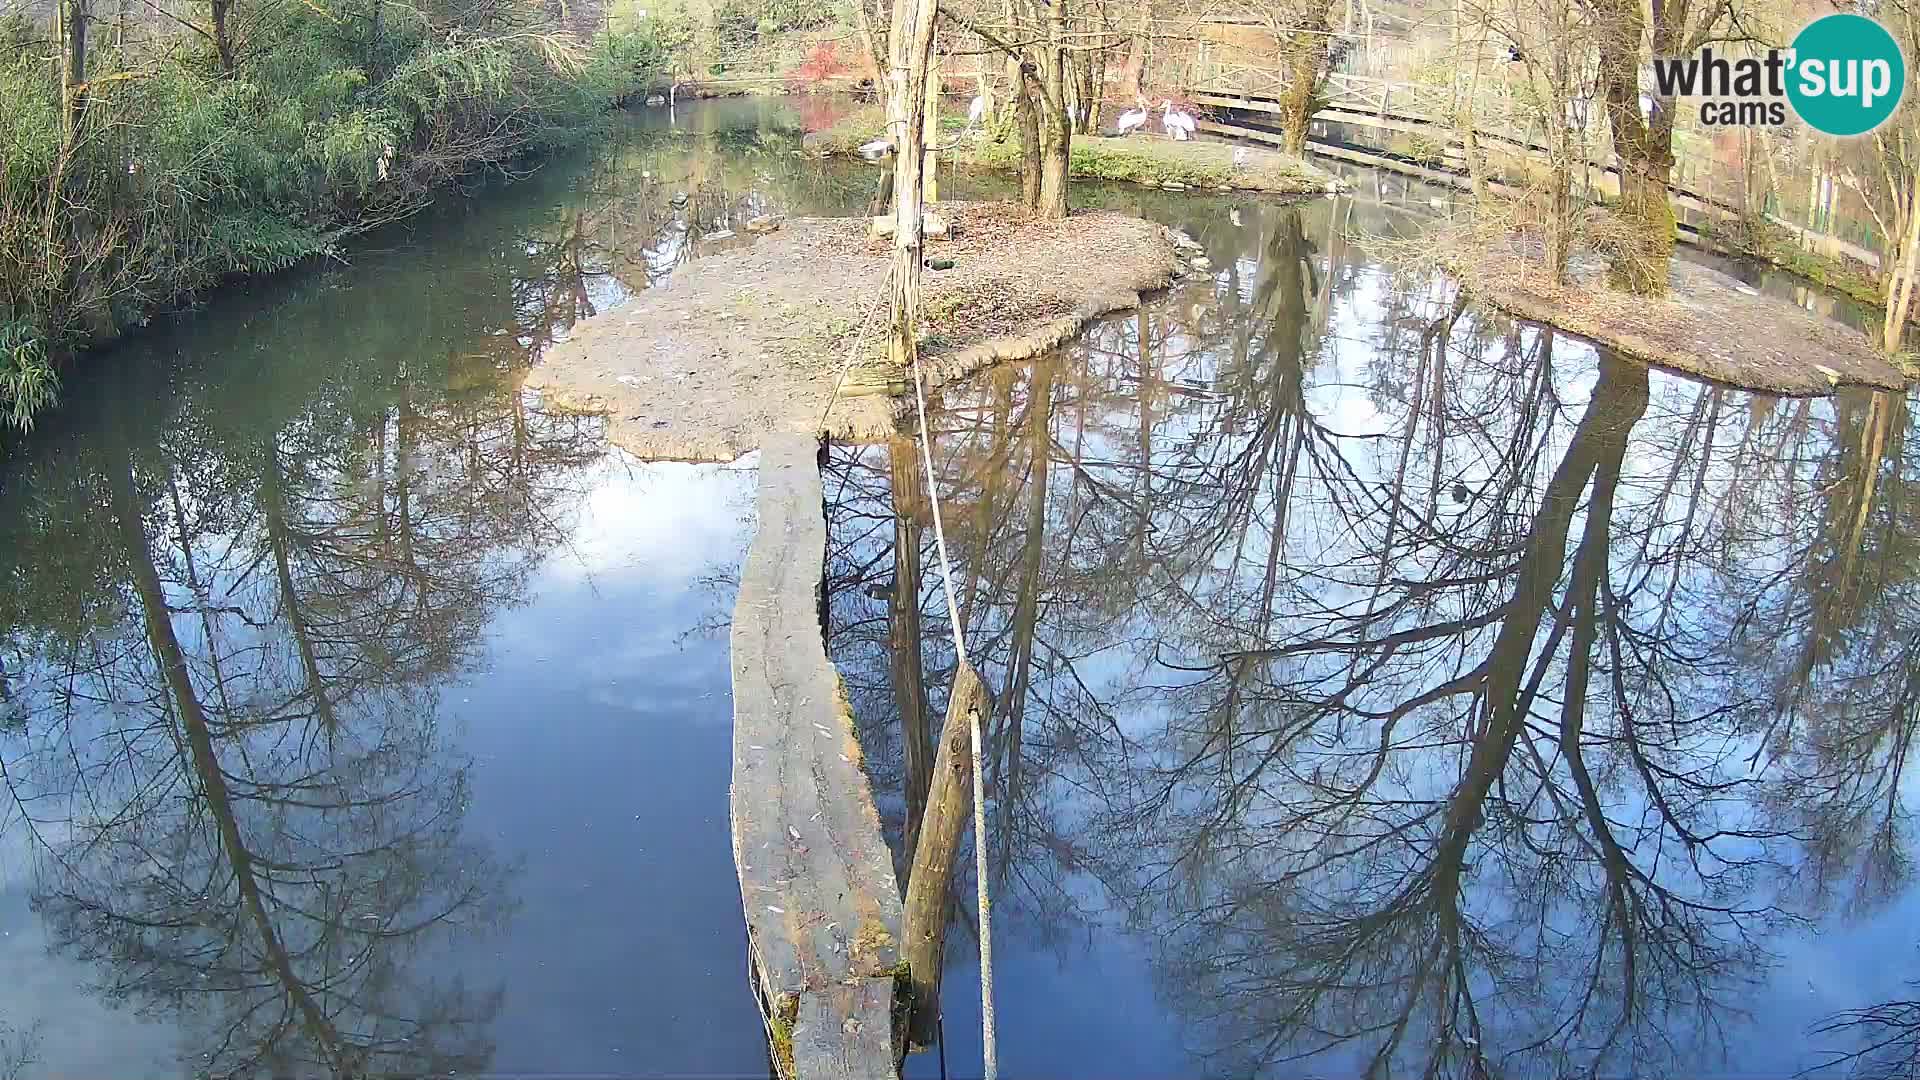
[{"x1": 0, "y1": 0, "x2": 678, "y2": 428}]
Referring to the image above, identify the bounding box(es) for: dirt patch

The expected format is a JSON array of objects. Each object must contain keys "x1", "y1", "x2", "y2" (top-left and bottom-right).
[
  {"x1": 526, "y1": 202, "x2": 1180, "y2": 461},
  {"x1": 1442, "y1": 236, "x2": 1910, "y2": 394}
]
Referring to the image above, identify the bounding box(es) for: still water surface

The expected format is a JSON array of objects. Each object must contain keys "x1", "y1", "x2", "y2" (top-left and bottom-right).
[
  {"x1": 826, "y1": 194, "x2": 1920, "y2": 1079},
  {"x1": 0, "y1": 96, "x2": 1911, "y2": 1079}
]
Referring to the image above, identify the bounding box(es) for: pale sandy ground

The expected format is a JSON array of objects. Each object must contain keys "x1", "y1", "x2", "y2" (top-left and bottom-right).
[{"x1": 527, "y1": 203, "x2": 1181, "y2": 461}]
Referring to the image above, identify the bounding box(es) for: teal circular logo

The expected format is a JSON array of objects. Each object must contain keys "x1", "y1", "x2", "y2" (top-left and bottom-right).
[{"x1": 1787, "y1": 13, "x2": 1906, "y2": 136}]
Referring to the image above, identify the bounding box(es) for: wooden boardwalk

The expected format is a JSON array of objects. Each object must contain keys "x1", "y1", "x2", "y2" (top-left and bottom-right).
[
  {"x1": 1194, "y1": 73, "x2": 1883, "y2": 269},
  {"x1": 731, "y1": 433, "x2": 904, "y2": 1080}
]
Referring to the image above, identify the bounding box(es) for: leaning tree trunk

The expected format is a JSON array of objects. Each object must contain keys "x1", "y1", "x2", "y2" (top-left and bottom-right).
[
  {"x1": 850, "y1": 0, "x2": 885, "y2": 86},
  {"x1": 901, "y1": 663, "x2": 989, "y2": 1051}
]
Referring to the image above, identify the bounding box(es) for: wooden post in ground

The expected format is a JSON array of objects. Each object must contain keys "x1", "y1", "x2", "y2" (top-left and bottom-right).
[
  {"x1": 901, "y1": 662, "x2": 988, "y2": 1051},
  {"x1": 925, "y1": 41, "x2": 942, "y2": 205}
]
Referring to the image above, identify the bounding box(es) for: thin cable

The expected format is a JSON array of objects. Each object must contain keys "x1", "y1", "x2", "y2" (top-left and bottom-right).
[{"x1": 907, "y1": 340, "x2": 997, "y2": 1080}]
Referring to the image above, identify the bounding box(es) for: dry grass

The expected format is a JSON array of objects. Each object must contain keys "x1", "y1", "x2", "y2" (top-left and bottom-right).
[{"x1": 1424, "y1": 218, "x2": 1910, "y2": 394}]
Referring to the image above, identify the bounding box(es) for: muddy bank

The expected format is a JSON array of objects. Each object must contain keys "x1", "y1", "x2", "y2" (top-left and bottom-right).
[
  {"x1": 804, "y1": 106, "x2": 1338, "y2": 196},
  {"x1": 526, "y1": 203, "x2": 1180, "y2": 460},
  {"x1": 1442, "y1": 239, "x2": 1910, "y2": 394}
]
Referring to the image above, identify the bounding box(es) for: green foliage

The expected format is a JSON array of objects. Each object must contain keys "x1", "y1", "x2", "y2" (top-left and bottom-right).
[
  {"x1": 0, "y1": 4, "x2": 670, "y2": 430},
  {"x1": 805, "y1": 105, "x2": 887, "y2": 154},
  {"x1": 712, "y1": 0, "x2": 830, "y2": 48},
  {"x1": 0, "y1": 323, "x2": 56, "y2": 432},
  {"x1": 1066, "y1": 142, "x2": 1235, "y2": 187},
  {"x1": 1730, "y1": 219, "x2": 1886, "y2": 307}
]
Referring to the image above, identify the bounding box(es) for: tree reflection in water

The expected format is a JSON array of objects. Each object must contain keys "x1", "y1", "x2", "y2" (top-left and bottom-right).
[
  {"x1": 824, "y1": 196, "x2": 1920, "y2": 1078},
  {"x1": 0, "y1": 196, "x2": 611, "y2": 1076}
]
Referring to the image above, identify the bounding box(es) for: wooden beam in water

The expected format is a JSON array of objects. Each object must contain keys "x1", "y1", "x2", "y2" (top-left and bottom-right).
[
  {"x1": 731, "y1": 433, "x2": 905, "y2": 1080},
  {"x1": 901, "y1": 661, "x2": 988, "y2": 1051}
]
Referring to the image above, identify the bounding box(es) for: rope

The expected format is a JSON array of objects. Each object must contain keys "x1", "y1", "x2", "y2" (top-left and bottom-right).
[
  {"x1": 907, "y1": 336, "x2": 998, "y2": 1080},
  {"x1": 826, "y1": 121, "x2": 997, "y2": 1077},
  {"x1": 817, "y1": 270, "x2": 894, "y2": 437}
]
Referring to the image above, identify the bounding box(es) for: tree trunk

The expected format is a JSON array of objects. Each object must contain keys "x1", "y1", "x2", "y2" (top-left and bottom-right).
[
  {"x1": 59, "y1": 0, "x2": 91, "y2": 131},
  {"x1": 1069, "y1": 48, "x2": 1101, "y2": 133},
  {"x1": 1883, "y1": 186, "x2": 1920, "y2": 356},
  {"x1": 1541, "y1": 0, "x2": 1573, "y2": 280},
  {"x1": 1115, "y1": 3, "x2": 1150, "y2": 102},
  {"x1": 1037, "y1": 105, "x2": 1071, "y2": 217},
  {"x1": 212, "y1": 0, "x2": 235, "y2": 71},
  {"x1": 1033, "y1": 0, "x2": 1072, "y2": 218},
  {"x1": 887, "y1": 0, "x2": 937, "y2": 370},
  {"x1": 1610, "y1": 155, "x2": 1677, "y2": 294},
  {"x1": 924, "y1": 43, "x2": 940, "y2": 205},
  {"x1": 363, "y1": 0, "x2": 379, "y2": 72},
  {"x1": 1595, "y1": 0, "x2": 1674, "y2": 296},
  {"x1": 901, "y1": 662, "x2": 988, "y2": 1051},
  {"x1": 850, "y1": 0, "x2": 885, "y2": 86},
  {"x1": 1276, "y1": 3, "x2": 1333, "y2": 156},
  {"x1": 1014, "y1": 72, "x2": 1042, "y2": 209}
]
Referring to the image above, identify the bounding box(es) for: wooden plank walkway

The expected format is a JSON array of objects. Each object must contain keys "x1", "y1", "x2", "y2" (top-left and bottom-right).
[
  {"x1": 731, "y1": 433, "x2": 905, "y2": 1080},
  {"x1": 1199, "y1": 119, "x2": 1710, "y2": 249},
  {"x1": 1197, "y1": 84, "x2": 1884, "y2": 269}
]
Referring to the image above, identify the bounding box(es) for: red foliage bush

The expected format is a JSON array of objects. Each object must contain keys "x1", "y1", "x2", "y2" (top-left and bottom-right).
[{"x1": 790, "y1": 41, "x2": 848, "y2": 87}]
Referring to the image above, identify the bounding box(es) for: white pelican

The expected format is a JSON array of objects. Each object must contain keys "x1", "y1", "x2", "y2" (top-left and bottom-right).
[
  {"x1": 1116, "y1": 103, "x2": 1150, "y2": 136},
  {"x1": 1160, "y1": 100, "x2": 1197, "y2": 140}
]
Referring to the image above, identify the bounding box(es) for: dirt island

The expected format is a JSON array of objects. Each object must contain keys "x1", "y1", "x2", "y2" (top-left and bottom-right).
[{"x1": 527, "y1": 202, "x2": 1184, "y2": 461}]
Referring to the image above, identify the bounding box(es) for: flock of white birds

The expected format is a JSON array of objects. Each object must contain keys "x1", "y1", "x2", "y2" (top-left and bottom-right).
[
  {"x1": 1115, "y1": 100, "x2": 1197, "y2": 140},
  {"x1": 859, "y1": 95, "x2": 1206, "y2": 160}
]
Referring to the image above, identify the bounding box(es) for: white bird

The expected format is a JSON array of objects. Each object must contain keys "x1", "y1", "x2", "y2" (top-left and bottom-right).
[
  {"x1": 1160, "y1": 99, "x2": 1197, "y2": 141},
  {"x1": 968, "y1": 94, "x2": 987, "y2": 128},
  {"x1": 857, "y1": 138, "x2": 895, "y2": 161},
  {"x1": 1116, "y1": 103, "x2": 1150, "y2": 136},
  {"x1": 1232, "y1": 146, "x2": 1251, "y2": 170}
]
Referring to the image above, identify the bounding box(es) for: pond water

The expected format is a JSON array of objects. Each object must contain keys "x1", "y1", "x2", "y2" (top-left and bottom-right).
[
  {"x1": 0, "y1": 94, "x2": 1911, "y2": 1080},
  {"x1": 824, "y1": 196, "x2": 1920, "y2": 1078}
]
